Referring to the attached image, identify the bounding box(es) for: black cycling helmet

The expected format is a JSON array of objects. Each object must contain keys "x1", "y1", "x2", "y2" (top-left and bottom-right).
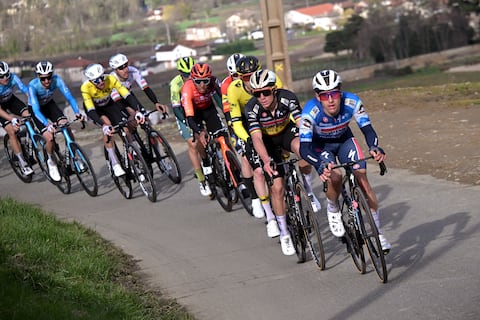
[{"x1": 235, "y1": 56, "x2": 261, "y2": 75}]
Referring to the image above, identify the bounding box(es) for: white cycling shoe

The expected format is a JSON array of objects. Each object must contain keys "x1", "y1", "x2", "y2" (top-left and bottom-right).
[
  {"x1": 113, "y1": 163, "x2": 126, "y2": 177},
  {"x1": 47, "y1": 159, "x2": 61, "y2": 182},
  {"x1": 327, "y1": 210, "x2": 345, "y2": 237},
  {"x1": 280, "y1": 234, "x2": 296, "y2": 256},
  {"x1": 251, "y1": 198, "x2": 265, "y2": 219},
  {"x1": 266, "y1": 219, "x2": 280, "y2": 238}
]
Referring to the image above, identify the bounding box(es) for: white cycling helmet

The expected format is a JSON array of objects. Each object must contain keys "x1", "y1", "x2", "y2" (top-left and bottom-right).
[
  {"x1": 0, "y1": 61, "x2": 9, "y2": 76},
  {"x1": 35, "y1": 61, "x2": 54, "y2": 75},
  {"x1": 249, "y1": 69, "x2": 276, "y2": 90},
  {"x1": 109, "y1": 53, "x2": 128, "y2": 69},
  {"x1": 312, "y1": 69, "x2": 342, "y2": 93},
  {"x1": 84, "y1": 63, "x2": 105, "y2": 80},
  {"x1": 226, "y1": 53, "x2": 244, "y2": 75}
]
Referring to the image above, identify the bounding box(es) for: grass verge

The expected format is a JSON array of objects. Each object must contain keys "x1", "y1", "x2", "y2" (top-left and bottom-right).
[{"x1": 0, "y1": 197, "x2": 195, "y2": 320}]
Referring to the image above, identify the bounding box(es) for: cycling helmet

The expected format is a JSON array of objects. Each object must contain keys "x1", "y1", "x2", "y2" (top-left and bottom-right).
[
  {"x1": 226, "y1": 53, "x2": 245, "y2": 75},
  {"x1": 35, "y1": 61, "x2": 54, "y2": 75},
  {"x1": 250, "y1": 69, "x2": 276, "y2": 90},
  {"x1": 0, "y1": 61, "x2": 9, "y2": 76},
  {"x1": 84, "y1": 63, "x2": 105, "y2": 80},
  {"x1": 177, "y1": 56, "x2": 195, "y2": 74},
  {"x1": 235, "y1": 55, "x2": 261, "y2": 75},
  {"x1": 109, "y1": 53, "x2": 128, "y2": 69},
  {"x1": 190, "y1": 63, "x2": 212, "y2": 79},
  {"x1": 312, "y1": 69, "x2": 342, "y2": 92}
]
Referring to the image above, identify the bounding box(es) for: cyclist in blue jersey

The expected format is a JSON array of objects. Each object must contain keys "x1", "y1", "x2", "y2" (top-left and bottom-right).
[
  {"x1": 29, "y1": 60, "x2": 83, "y2": 182},
  {"x1": 299, "y1": 69, "x2": 391, "y2": 253},
  {"x1": 0, "y1": 61, "x2": 34, "y2": 176}
]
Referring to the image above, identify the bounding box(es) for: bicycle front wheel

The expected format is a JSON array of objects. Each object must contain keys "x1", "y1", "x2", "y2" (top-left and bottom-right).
[
  {"x1": 52, "y1": 145, "x2": 71, "y2": 194},
  {"x1": 104, "y1": 146, "x2": 132, "y2": 199},
  {"x1": 128, "y1": 143, "x2": 157, "y2": 202},
  {"x1": 353, "y1": 187, "x2": 388, "y2": 283},
  {"x1": 4, "y1": 134, "x2": 33, "y2": 183},
  {"x1": 295, "y1": 183, "x2": 325, "y2": 270},
  {"x1": 211, "y1": 155, "x2": 233, "y2": 212},
  {"x1": 70, "y1": 142, "x2": 98, "y2": 197},
  {"x1": 225, "y1": 150, "x2": 252, "y2": 215},
  {"x1": 150, "y1": 130, "x2": 182, "y2": 184}
]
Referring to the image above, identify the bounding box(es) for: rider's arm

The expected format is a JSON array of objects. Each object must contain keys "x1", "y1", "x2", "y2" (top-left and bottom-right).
[
  {"x1": 28, "y1": 83, "x2": 48, "y2": 126},
  {"x1": 13, "y1": 74, "x2": 29, "y2": 96},
  {"x1": 80, "y1": 82, "x2": 104, "y2": 126},
  {"x1": 112, "y1": 76, "x2": 143, "y2": 111},
  {"x1": 181, "y1": 81, "x2": 202, "y2": 134},
  {"x1": 299, "y1": 113, "x2": 324, "y2": 174},
  {"x1": 228, "y1": 84, "x2": 250, "y2": 141},
  {"x1": 55, "y1": 76, "x2": 80, "y2": 114}
]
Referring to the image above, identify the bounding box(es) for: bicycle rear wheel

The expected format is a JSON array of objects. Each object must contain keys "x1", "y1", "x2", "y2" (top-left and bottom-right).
[
  {"x1": 211, "y1": 155, "x2": 233, "y2": 212},
  {"x1": 225, "y1": 150, "x2": 252, "y2": 215},
  {"x1": 4, "y1": 134, "x2": 33, "y2": 183},
  {"x1": 104, "y1": 146, "x2": 132, "y2": 199},
  {"x1": 150, "y1": 130, "x2": 182, "y2": 184},
  {"x1": 353, "y1": 187, "x2": 388, "y2": 283},
  {"x1": 128, "y1": 143, "x2": 157, "y2": 202},
  {"x1": 70, "y1": 142, "x2": 98, "y2": 197},
  {"x1": 295, "y1": 183, "x2": 325, "y2": 270}
]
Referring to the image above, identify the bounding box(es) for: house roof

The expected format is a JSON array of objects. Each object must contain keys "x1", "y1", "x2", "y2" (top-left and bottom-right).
[
  {"x1": 55, "y1": 57, "x2": 95, "y2": 69},
  {"x1": 295, "y1": 3, "x2": 335, "y2": 17}
]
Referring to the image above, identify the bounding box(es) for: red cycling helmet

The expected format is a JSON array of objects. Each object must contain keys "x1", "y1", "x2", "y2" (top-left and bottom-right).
[{"x1": 191, "y1": 63, "x2": 212, "y2": 79}]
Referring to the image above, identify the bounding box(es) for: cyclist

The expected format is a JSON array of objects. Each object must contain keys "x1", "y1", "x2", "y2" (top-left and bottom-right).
[
  {"x1": 108, "y1": 53, "x2": 168, "y2": 117},
  {"x1": 299, "y1": 69, "x2": 392, "y2": 253},
  {"x1": 181, "y1": 62, "x2": 230, "y2": 188},
  {"x1": 80, "y1": 63, "x2": 145, "y2": 177},
  {"x1": 29, "y1": 60, "x2": 83, "y2": 182},
  {"x1": 245, "y1": 69, "x2": 313, "y2": 256},
  {"x1": 170, "y1": 56, "x2": 211, "y2": 197},
  {"x1": 226, "y1": 55, "x2": 277, "y2": 225},
  {"x1": 0, "y1": 61, "x2": 33, "y2": 176}
]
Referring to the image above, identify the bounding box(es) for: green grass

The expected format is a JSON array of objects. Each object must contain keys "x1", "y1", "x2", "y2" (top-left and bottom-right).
[{"x1": 0, "y1": 198, "x2": 195, "y2": 320}]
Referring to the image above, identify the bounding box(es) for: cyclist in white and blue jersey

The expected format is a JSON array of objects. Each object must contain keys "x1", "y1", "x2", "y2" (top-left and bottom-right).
[
  {"x1": 0, "y1": 61, "x2": 33, "y2": 176},
  {"x1": 28, "y1": 60, "x2": 83, "y2": 181},
  {"x1": 299, "y1": 69, "x2": 391, "y2": 253}
]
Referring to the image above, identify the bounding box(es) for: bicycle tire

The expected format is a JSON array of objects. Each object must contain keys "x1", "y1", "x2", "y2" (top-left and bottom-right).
[
  {"x1": 149, "y1": 130, "x2": 182, "y2": 184},
  {"x1": 225, "y1": 150, "x2": 252, "y2": 215},
  {"x1": 51, "y1": 143, "x2": 71, "y2": 194},
  {"x1": 128, "y1": 143, "x2": 157, "y2": 202},
  {"x1": 340, "y1": 181, "x2": 366, "y2": 274},
  {"x1": 70, "y1": 142, "x2": 98, "y2": 197},
  {"x1": 3, "y1": 134, "x2": 33, "y2": 183},
  {"x1": 353, "y1": 187, "x2": 388, "y2": 283},
  {"x1": 211, "y1": 154, "x2": 233, "y2": 212},
  {"x1": 295, "y1": 183, "x2": 325, "y2": 270},
  {"x1": 287, "y1": 201, "x2": 307, "y2": 263},
  {"x1": 104, "y1": 146, "x2": 133, "y2": 199}
]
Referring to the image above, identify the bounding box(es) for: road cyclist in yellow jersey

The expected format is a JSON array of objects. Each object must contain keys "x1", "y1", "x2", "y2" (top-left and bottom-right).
[
  {"x1": 81, "y1": 63, "x2": 145, "y2": 178},
  {"x1": 169, "y1": 57, "x2": 212, "y2": 197},
  {"x1": 226, "y1": 55, "x2": 278, "y2": 227}
]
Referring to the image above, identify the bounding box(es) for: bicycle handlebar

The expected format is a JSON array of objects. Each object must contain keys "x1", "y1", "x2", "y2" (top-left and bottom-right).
[{"x1": 322, "y1": 156, "x2": 387, "y2": 192}]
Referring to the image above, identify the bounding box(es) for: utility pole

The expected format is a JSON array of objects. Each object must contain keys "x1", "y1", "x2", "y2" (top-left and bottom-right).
[{"x1": 259, "y1": 0, "x2": 292, "y2": 89}]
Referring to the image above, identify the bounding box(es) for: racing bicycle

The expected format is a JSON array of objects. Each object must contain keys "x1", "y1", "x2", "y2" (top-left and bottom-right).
[{"x1": 324, "y1": 156, "x2": 388, "y2": 283}]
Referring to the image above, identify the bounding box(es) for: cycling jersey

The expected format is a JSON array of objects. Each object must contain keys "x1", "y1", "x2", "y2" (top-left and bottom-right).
[
  {"x1": 221, "y1": 75, "x2": 234, "y2": 114},
  {"x1": 0, "y1": 73, "x2": 28, "y2": 104},
  {"x1": 110, "y1": 66, "x2": 159, "y2": 105},
  {"x1": 81, "y1": 74, "x2": 130, "y2": 111},
  {"x1": 245, "y1": 88, "x2": 301, "y2": 137},
  {"x1": 228, "y1": 76, "x2": 283, "y2": 142},
  {"x1": 29, "y1": 74, "x2": 79, "y2": 126},
  {"x1": 170, "y1": 74, "x2": 184, "y2": 109},
  {"x1": 299, "y1": 91, "x2": 379, "y2": 171}
]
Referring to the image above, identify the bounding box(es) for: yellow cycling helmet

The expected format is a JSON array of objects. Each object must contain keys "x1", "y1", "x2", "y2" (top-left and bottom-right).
[{"x1": 177, "y1": 56, "x2": 195, "y2": 75}]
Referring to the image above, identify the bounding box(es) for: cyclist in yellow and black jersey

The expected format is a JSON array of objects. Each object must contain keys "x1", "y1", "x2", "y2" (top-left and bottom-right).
[{"x1": 81, "y1": 63, "x2": 145, "y2": 177}]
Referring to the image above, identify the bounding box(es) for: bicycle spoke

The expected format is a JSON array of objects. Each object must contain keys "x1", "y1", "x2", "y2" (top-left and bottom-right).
[
  {"x1": 150, "y1": 130, "x2": 182, "y2": 184},
  {"x1": 71, "y1": 143, "x2": 98, "y2": 197},
  {"x1": 129, "y1": 144, "x2": 157, "y2": 202}
]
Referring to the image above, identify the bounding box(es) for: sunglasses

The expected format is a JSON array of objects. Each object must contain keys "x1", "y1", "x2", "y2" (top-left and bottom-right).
[
  {"x1": 193, "y1": 78, "x2": 210, "y2": 85},
  {"x1": 91, "y1": 75, "x2": 105, "y2": 85},
  {"x1": 0, "y1": 72, "x2": 11, "y2": 79},
  {"x1": 252, "y1": 89, "x2": 273, "y2": 98},
  {"x1": 39, "y1": 75, "x2": 53, "y2": 82},
  {"x1": 317, "y1": 90, "x2": 341, "y2": 101},
  {"x1": 117, "y1": 63, "x2": 128, "y2": 70}
]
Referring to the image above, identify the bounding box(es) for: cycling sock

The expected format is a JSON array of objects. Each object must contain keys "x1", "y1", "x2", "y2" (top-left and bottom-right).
[
  {"x1": 327, "y1": 198, "x2": 339, "y2": 212},
  {"x1": 372, "y1": 210, "x2": 382, "y2": 234},
  {"x1": 243, "y1": 177, "x2": 257, "y2": 198},
  {"x1": 277, "y1": 215, "x2": 288, "y2": 237},
  {"x1": 259, "y1": 195, "x2": 275, "y2": 221},
  {"x1": 15, "y1": 153, "x2": 27, "y2": 166},
  {"x1": 195, "y1": 168, "x2": 205, "y2": 182},
  {"x1": 106, "y1": 147, "x2": 118, "y2": 165},
  {"x1": 301, "y1": 171, "x2": 313, "y2": 195}
]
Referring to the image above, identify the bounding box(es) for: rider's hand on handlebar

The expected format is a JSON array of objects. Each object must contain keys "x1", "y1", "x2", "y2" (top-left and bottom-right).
[
  {"x1": 317, "y1": 162, "x2": 333, "y2": 183},
  {"x1": 11, "y1": 117, "x2": 20, "y2": 128},
  {"x1": 102, "y1": 124, "x2": 113, "y2": 136},
  {"x1": 46, "y1": 123, "x2": 55, "y2": 133},
  {"x1": 135, "y1": 111, "x2": 145, "y2": 124},
  {"x1": 75, "y1": 113, "x2": 85, "y2": 122},
  {"x1": 369, "y1": 146, "x2": 386, "y2": 163},
  {"x1": 197, "y1": 130, "x2": 208, "y2": 148},
  {"x1": 263, "y1": 160, "x2": 277, "y2": 178}
]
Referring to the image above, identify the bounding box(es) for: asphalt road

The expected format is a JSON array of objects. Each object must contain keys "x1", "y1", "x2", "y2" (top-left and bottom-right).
[{"x1": 1, "y1": 136, "x2": 479, "y2": 320}]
